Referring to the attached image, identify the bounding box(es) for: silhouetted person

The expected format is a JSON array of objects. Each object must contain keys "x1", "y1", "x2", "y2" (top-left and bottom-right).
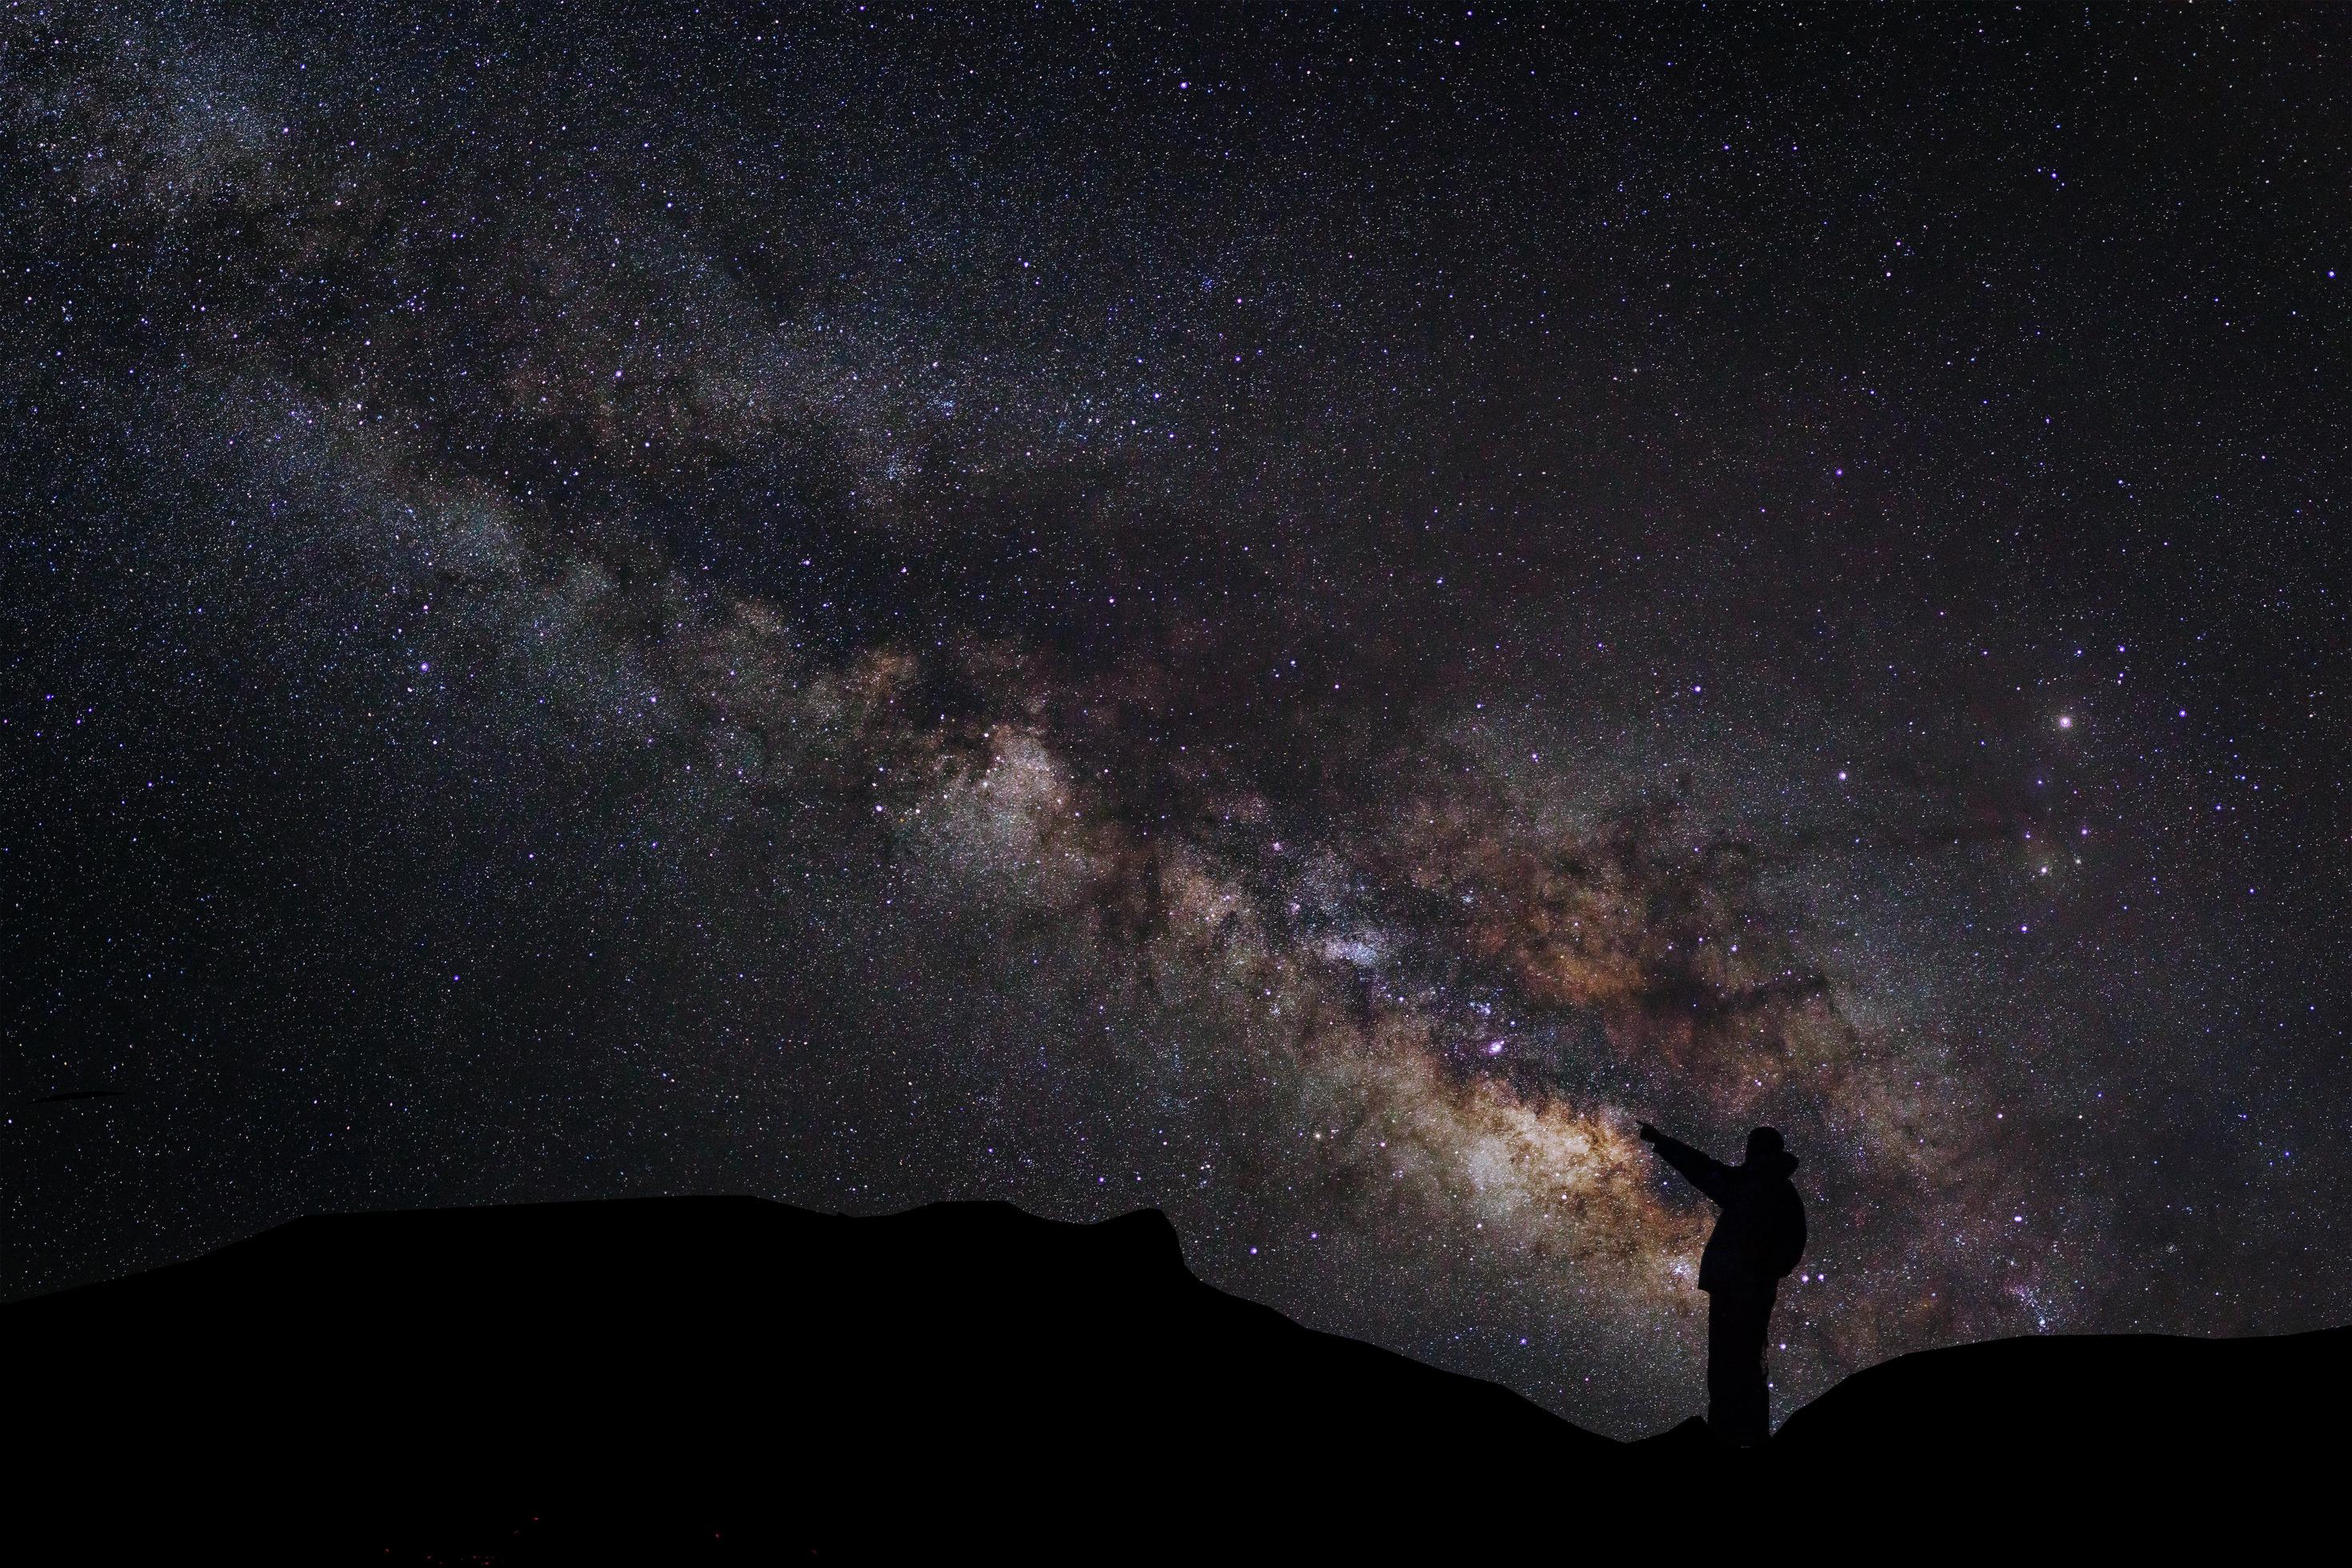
[{"x1": 1638, "y1": 1122, "x2": 1806, "y2": 1446}]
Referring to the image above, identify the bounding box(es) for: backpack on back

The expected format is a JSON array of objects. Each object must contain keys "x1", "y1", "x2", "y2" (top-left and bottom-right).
[{"x1": 1762, "y1": 1182, "x2": 1806, "y2": 1279}]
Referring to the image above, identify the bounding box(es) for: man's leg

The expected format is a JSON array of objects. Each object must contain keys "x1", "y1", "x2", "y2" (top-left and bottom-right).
[{"x1": 1706, "y1": 1287, "x2": 1775, "y2": 1446}]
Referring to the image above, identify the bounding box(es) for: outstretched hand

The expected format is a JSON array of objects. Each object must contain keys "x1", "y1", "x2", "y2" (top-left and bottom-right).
[{"x1": 1637, "y1": 1121, "x2": 1659, "y2": 1144}]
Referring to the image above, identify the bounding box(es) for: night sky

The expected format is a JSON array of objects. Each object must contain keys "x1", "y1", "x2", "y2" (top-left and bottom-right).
[{"x1": 6, "y1": 3, "x2": 2349, "y2": 1438}]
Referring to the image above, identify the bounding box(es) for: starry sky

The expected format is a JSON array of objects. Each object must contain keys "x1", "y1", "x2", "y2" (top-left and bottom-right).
[{"x1": 6, "y1": 3, "x2": 2350, "y2": 1438}]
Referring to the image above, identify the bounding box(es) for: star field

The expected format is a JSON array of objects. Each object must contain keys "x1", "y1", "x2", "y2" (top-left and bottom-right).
[{"x1": 5, "y1": 3, "x2": 2349, "y2": 1437}]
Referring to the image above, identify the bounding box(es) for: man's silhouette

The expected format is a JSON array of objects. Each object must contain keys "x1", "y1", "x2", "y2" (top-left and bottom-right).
[{"x1": 1638, "y1": 1122, "x2": 1806, "y2": 1446}]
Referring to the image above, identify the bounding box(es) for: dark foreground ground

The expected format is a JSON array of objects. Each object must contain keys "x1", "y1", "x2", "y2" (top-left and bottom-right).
[{"x1": 6, "y1": 1198, "x2": 2345, "y2": 1560}]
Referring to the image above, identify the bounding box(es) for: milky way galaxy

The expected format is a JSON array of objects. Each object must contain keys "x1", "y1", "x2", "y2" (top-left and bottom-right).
[{"x1": 7, "y1": 5, "x2": 2350, "y2": 1437}]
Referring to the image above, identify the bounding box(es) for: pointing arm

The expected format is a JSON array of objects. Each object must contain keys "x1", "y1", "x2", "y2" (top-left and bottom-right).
[{"x1": 1644, "y1": 1130, "x2": 1735, "y2": 1206}]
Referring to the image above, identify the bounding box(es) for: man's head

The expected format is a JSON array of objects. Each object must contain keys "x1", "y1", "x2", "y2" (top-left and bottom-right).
[{"x1": 1745, "y1": 1126, "x2": 1797, "y2": 1172}]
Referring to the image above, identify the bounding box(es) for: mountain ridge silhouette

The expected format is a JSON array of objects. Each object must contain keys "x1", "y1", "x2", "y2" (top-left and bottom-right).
[{"x1": 6, "y1": 1195, "x2": 2342, "y2": 1558}]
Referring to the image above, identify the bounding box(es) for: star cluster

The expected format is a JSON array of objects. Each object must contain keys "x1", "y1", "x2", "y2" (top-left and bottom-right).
[{"x1": 5, "y1": 4, "x2": 2348, "y2": 1437}]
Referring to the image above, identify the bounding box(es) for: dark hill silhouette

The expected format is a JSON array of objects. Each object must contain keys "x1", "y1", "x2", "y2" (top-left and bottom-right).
[
  {"x1": 5, "y1": 1197, "x2": 1624, "y2": 1558},
  {"x1": 1774, "y1": 1324, "x2": 2352, "y2": 1478},
  {"x1": 7, "y1": 1197, "x2": 2345, "y2": 1558}
]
